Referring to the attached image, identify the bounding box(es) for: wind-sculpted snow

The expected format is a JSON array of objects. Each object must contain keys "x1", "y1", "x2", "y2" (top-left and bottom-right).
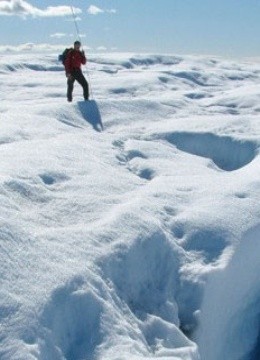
[
  {"x1": 90, "y1": 54, "x2": 183, "y2": 70},
  {"x1": 0, "y1": 52, "x2": 260, "y2": 360},
  {"x1": 0, "y1": 57, "x2": 63, "y2": 74},
  {"x1": 196, "y1": 224, "x2": 260, "y2": 360},
  {"x1": 160, "y1": 132, "x2": 258, "y2": 171}
]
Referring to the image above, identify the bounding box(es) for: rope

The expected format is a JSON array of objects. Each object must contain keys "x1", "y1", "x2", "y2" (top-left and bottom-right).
[
  {"x1": 70, "y1": 6, "x2": 94, "y2": 99},
  {"x1": 70, "y1": 6, "x2": 81, "y2": 42}
]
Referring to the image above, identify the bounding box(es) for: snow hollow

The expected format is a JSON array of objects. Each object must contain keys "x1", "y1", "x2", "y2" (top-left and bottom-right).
[{"x1": 0, "y1": 52, "x2": 260, "y2": 360}]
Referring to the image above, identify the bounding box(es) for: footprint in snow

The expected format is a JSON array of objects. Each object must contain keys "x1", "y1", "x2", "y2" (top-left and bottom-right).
[{"x1": 39, "y1": 172, "x2": 70, "y2": 186}]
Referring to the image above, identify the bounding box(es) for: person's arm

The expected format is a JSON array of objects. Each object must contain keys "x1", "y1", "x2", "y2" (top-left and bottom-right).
[
  {"x1": 64, "y1": 51, "x2": 72, "y2": 77},
  {"x1": 81, "y1": 50, "x2": 87, "y2": 65}
]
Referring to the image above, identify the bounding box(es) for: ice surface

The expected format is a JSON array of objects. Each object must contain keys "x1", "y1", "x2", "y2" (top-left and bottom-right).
[{"x1": 0, "y1": 52, "x2": 259, "y2": 360}]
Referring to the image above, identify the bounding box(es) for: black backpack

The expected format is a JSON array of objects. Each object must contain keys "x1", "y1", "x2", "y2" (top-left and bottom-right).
[{"x1": 58, "y1": 48, "x2": 73, "y2": 65}]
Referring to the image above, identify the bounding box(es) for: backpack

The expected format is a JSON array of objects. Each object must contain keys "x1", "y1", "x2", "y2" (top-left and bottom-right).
[{"x1": 58, "y1": 48, "x2": 73, "y2": 65}]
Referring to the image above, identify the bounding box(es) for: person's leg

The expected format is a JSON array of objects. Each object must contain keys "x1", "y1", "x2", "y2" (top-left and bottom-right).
[
  {"x1": 74, "y1": 70, "x2": 89, "y2": 100},
  {"x1": 67, "y1": 77, "x2": 75, "y2": 102}
]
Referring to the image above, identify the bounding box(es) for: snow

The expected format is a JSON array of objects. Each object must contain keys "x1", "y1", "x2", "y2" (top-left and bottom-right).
[
  {"x1": 195, "y1": 224, "x2": 260, "y2": 360},
  {"x1": 0, "y1": 52, "x2": 259, "y2": 360}
]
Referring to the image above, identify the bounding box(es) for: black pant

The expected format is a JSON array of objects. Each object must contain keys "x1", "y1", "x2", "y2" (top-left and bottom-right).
[{"x1": 67, "y1": 69, "x2": 89, "y2": 101}]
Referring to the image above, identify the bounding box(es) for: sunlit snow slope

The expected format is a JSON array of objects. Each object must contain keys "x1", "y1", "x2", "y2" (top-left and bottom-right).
[{"x1": 0, "y1": 52, "x2": 260, "y2": 360}]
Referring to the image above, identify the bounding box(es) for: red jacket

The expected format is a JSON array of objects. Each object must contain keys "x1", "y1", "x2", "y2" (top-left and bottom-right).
[{"x1": 65, "y1": 49, "x2": 86, "y2": 74}]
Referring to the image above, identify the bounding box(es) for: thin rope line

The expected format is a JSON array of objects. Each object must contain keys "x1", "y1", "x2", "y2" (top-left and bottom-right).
[{"x1": 70, "y1": 6, "x2": 81, "y2": 41}]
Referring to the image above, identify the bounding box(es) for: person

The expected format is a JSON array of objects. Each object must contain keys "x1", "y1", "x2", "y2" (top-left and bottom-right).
[{"x1": 64, "y1": 41, "x2": 89, "y2": 102}]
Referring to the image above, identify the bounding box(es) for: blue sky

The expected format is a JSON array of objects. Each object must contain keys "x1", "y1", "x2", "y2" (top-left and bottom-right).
[{"x1": 0, "y1": 0, "x2": 259, "y2": 56}]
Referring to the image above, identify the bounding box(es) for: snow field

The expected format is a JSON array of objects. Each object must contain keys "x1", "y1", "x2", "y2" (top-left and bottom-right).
[{"x1": 0, "y1": 52, "x2": 260, "y2": 360}]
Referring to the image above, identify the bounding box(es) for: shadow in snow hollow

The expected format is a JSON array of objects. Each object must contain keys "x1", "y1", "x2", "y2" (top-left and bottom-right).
[{"x1": 77, "y1": 100, "x2": 103, "y2": 132}]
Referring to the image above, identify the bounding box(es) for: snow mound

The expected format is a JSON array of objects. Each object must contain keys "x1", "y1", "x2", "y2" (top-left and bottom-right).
[
  {"x1": 196, "y1": 224, "x2": 260, "y2": 360},
  {"x1": 40, "y1": 276, "x2": 104, "y2": 360},
  {"x1": 100, "y1": 228, "x2": 181, "y2": 324}
]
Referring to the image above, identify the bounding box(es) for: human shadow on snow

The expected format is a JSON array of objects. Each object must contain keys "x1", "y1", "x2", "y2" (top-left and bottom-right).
[{"x1": 77, "y1": 100, "x2": 103, "y2": 132}]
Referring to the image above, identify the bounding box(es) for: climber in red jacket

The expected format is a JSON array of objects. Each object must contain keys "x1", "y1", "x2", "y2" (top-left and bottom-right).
[{"x1": 65, "y1": 41, "x2": 89, "y2": 102}]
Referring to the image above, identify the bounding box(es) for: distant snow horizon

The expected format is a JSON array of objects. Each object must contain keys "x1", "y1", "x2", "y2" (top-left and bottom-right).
[{"x1": 0, "y1": 42, "x2": 259, "y2": 62}]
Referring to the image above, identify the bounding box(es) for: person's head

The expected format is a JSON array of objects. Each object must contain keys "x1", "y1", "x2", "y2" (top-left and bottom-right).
[{"x1": 74, "y1": 41, "x2": 81, "y2": 50}]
